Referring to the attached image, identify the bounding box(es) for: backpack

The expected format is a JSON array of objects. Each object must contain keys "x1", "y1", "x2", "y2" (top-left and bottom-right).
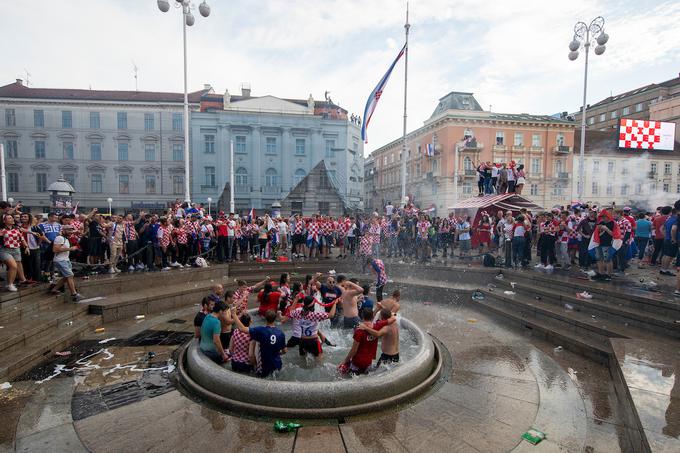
[{"x1": 483, "y1": 253, "x2": 496, "y2": 267}]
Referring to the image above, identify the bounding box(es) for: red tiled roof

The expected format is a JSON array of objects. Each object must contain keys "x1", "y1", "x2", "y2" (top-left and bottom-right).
[{"x1": 0, "y1": 81, "x2": 208, "y2": 103}]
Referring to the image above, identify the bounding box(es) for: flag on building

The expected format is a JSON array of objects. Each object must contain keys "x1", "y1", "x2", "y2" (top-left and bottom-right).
[
  {"x1": 360, "y1": 43, "x2": 407, "y2": 143},
  {"x1": 425, "y1": 143, "x2": 434, "y2": 157}
]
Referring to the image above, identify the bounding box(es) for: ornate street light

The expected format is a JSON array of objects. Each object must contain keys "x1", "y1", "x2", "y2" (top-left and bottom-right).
[
  {"x1": 568, "y1": 16, "x2": 609, "y2": 201},
  {"x1": 157, "y1": 0, "x2": 211, "y2": 203}
]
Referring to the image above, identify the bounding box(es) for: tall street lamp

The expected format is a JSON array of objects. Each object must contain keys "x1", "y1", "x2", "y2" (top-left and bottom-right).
[
  {"x1": 568, "y1": 16, "x2": 609, "y2": 201},
  {"x1": 157, "y1": 0, "x2": 211, "y2": 204},
  {"x1": 207, "y1": 196, "x2": 212, "y2": 217},
  {"x1": 107, "y1": 197, "x2": 113, "y2": 216}
]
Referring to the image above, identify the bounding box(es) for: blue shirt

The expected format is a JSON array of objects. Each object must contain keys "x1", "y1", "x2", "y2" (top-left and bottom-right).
[
  {"x1": 249, "y1": 325, "x2": 285, "y2": 374},
  {"x1": 635, "y1": 219, "x2": 652, "y2": 238},
  {"x1": 664, "y1": 216, "x2": 677, "y2": 241},
  {"x1": 38, "y1": 222, "x2": 61, "y2": 242},
  {"x1": 199, "y1": 315, "x2": 221, "y2": 353},
  {"x1": 359, "y1": 296, "x2": 374, "y2": 312}
]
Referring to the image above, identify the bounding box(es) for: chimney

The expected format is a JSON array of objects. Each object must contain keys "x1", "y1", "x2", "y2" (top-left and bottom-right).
[
  {"x1": 203, "y1": 83, "x2": 212, "y2": 91},
  {"x1": 241, "y1": 82, "x2": 251, "y2": 98},
  {"x1": 15, "y1": 79, "x2": 23, "y2": 86}
]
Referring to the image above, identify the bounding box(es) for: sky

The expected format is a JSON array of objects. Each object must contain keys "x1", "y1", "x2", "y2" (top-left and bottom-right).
[{"x1": 1, "y1": 0, "x2": 679, "y2": 155}]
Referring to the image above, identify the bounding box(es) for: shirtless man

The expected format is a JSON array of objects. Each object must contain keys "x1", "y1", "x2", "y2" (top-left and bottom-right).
[
  {"x1": 218, "y1": 290, "x2": 235, "y2": 350},
  {"x1": 359, "y1": 308, "x2": 400, "y2": 365},
  {"x1": 336, "y1": 275, "x2": 365, "y2": 329},
  {"x1": 374, "y1": 290, "x2": 401, "y2": 317}
]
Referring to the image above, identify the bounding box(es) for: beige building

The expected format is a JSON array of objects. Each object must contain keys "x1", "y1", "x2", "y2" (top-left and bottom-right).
[
  {"x1": 570, "y1": 130, "x2": 680, "y2": 209},
  {"x1": 368, "y1": 92, "x2": 576, "y2": 214},
  {"x1": 573, "y1": 74, "x2": 680, "y2": 132},
  {"x1": 650, "y1": 95, "x2": 680, "y2": 139}
]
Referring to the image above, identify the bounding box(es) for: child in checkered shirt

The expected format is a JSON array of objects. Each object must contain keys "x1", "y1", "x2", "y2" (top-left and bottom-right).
[{"x1": 0, "y1": 213, "x2": 29, "y2": 291}]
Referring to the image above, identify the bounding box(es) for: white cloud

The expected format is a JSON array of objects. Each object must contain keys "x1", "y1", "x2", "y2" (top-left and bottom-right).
[{"x1": 1, "y1": 0, "x2": 678, "y2": 155}]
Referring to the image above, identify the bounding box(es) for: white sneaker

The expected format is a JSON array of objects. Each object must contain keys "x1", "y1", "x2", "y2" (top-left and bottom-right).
[
  {"x1": 545, "y1": 265, "x2": 554, "y2": 274},
  {"x1": 6, "y1": 284, "x2": 17, "y2": 292},
  {"x1": 162, "y1": 267, "x2": 170, "y2": 271},
  {"x1": 136, "y1": 263, "x2": 145, "y2": 270},
  {"x1": 534, "y1": 263, "x2": 545, "y2": 270},
  {"x1": 170, "y1": 262, "x2": 180, "y2": 267},
  {"x1": 128, "y1": 265, "x2": 135, "y2": 272},
  {"x1": 108, "y1": 268, "x2": 116, "y2": 274},
  {"x1": 177, "y1": 263, "x2": 184, "y2": 268}
]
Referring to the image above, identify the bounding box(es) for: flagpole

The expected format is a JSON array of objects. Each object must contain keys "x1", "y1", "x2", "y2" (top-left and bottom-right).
[{"x1": 400, "y1": 2, "x2": 410, "y2": 207}]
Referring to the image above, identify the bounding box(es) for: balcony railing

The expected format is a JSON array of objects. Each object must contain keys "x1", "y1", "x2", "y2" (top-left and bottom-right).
[
  {"x1": 553, "y1": 145, "x2": 571, "y2": 153},
  {"x1": 263, "y1": 186, "x2": 279, "y2": 194},
  {"x1": 235, "y1": 184, "x2": 250, "y2": 193},
  {"x1": 530, "y1": 146, "x2": 544, "y2": 152},
  {"x1": 511, "y1": 145, "x2": 525, "y2": 151},
  {"x1": 492, "y1": 144, "x2": 507, "y2": 152},
  {"x1": 557, "y1": 172, "x2": 569, "y2": 179},
  {"x1": 464, "y1": 169, "x2": 477, "y2": 176}
]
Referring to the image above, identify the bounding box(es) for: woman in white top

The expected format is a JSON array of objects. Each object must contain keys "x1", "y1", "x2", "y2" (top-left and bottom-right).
[{"x1": 511, "y1": 215, "x2": 527, "y2": 268}]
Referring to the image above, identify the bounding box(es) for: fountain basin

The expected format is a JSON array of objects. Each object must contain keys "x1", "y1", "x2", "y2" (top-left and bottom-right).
[{"x1": 178, "y1": 316, "x2": 442, "y2": 418}]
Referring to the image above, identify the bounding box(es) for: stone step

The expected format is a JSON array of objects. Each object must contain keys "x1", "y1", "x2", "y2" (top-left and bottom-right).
[
  {"x1": 0, "y1": 303, "x2": 90, "y2": 356},
  {"x1": 0, "y1": 313, "x2": 101, "y2": 382},
  {"x1": 493, "y1": 279, "x2": 680, "y2": 339},
  {"x1": 472, "y1": 291, "x2": 612, "y2": 363}
]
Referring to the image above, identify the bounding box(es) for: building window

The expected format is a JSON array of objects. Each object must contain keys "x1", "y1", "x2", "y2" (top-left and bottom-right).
[
  {"x1": 62, "y1": 111, "x2": 72, "y2": 128},
  {"x1": 592, "y1": 182, "x2": 599, "y2": 195},
  {"x1": 622, "y1": 163, "x2": 629, "y2": 175},
  {"x1": 145, "y1": 143, "x2": 156, "y2": 161},
  {"x1": 650, "y1": 162, "x2": 657, "y2": 174},
  {"x1": 118, "y1": 143, "x2": 129, "y2": 161},
  {"x1": 144, "y1": 113, "x2": 154, "y2": 131},
  {"x1": 172, "y1": 113, "x2": 183, "y2": 132},
  {"x1": 172, "y1": 143, "x2": 183, "y2": 162},
  {"x1": 592, "y1": 161, "x2": 599, "y2": 173},
  {"x1": 35, "y1": 141, "x2": 46, "y2": 159},
  {"x1": 556, "y1": 133, "x2": 565, "y2": 146},
  {"x1": 611, "y1": 110, "x2": 618, "y2": 119},
  {"x1": 635, "y1": 183, "x2": 642, "y2": 195},
  {"x1": 173, "y1": 175, "x2": 183, "y2": 195},
  {"x1": 622, "y1": 106, "x2": 630, "y2": 115},
  {"x1": 235, "y1": 167, "x2": 248, "y2": 186},
  {"x1": 5, "y1": 140, "x2": 18, "y2": 158},
  {"x1": 599, "y1": 113, "x2": 606, "y2": 122},
  {"x1": 325, "y1": 139, "x2": 335, "y2": 157},
  {"x1": 531, "y1": 158, "x2": 541, "y2": 174},
  {"x1": 91, "y1": 174, "x2": 103, "y2": 193},
  {"x1": 5, "y1": 109, "x2": 16, "y2": 127},
  {"x1": 635, "y1": 103, "x2": 644, "y2": 112},
  {"x1": 588, "y1": 117, "x2": 595, "y2": 125},
  {"x1": 650, "y1": 183, "x2": 657, "y2": 192},
  {"x1": 664, "y1": 162, "x2": 672, "y2": 175},
  {"x1": 117, "y1": 112, "x2": 127, "y2": 130},
  {"x1": 552, "y1": 187, "x2": 565, "y2": 197},
  {"x1": 621, "y1": 184, "x2": 629, "y2": 195},
  {"x1": 677, "y1": 184, "x2": 680, "y2": 194},
  {"x1": 36, "y1": 173, "x2": 47, "y2": 192},
  {"x1": 8, "y1": 173, "x2": 18, "y2": 192},
  {"x1": 606, "y1": 183, "x2": 613, "y2": 195},
  {"x1": 266, "y1": 137, "x2": 277, "y2": 154},
  {"x1": 63, "y1": 142, "x2": 74, "y2": 160},
  {"x1": 204, "y1": 167, "x2": 216, "y2": 187},
  {"x1": 119, "y1": 174, "x2": 130, "y2": 194},
  {"x1": 235, "y1": 135, "x2": 246, "y2": 153},
  {"x1": 495, "y1": 132, "x2": 504, "y2": 145},
  {"x1": 607, "y1": 161, "x2": 615, "y2": 174},
  {"x1": 204, "y1": 134, "x2": 215, "y2": 154},
  {"x1": 34, "y1": 110, "x2": 44, "y2": 127},
  {"x1": 462, "y1": 182, "x2": 472, "y2": 194},
  {"x1": 530, "y1": 184, "x2": 538, "y2": 196},
  {"x1": 90, "y1": 143, "x2": 102, "y2": 161},
  {"x1": 63, "y1": 173, "x2": 75, "y2": 187},
  {"x1": 663, "y1": 183, "x2": 670, "y2": 193},
  {"x1": 531, "y1": 134, "x2": 541, "y2": 147},
  {"x1": 295, "y1": 139, "x2": 306, "y2": 155},
  {"x1": 145, "y1": 175, "x2": 156, "y2": 194},
  {"x1": 293, "y1": 168, "x2": 306, "y2": 185},
  {"x1": 90, "y1": 112, "x2": 100, "y2": 129},
  {"x1": 514, "y1": 132, "x2": 524, "y2": 146},
  {"x1": 554, "y1": 159, "x2": 563, "y2": 174},
  {"x1": 265, "y1": 168, "x2": 277, "y2": 186}
]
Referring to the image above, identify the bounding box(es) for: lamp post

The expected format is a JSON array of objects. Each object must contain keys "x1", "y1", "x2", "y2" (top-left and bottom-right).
[
  {"x1": 107, "y1": 197, "x2": 113, "y2": 216},
  {"x1": 568, "y1": 16, "x2": 608, "y2": 201},
  {"x1": 7, "y1": 197, "x2": 14, "y2": 207},
  {"x1": 157, "y1": 0, "x2": 211, "y2": 204},
  {"x1": 207, "y1": 197, "x2": 212, "y2": 217}
]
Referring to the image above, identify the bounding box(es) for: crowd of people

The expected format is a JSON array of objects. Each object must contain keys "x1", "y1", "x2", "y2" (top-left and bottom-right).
[
  {"x1": 194, "y1": 266, "x2": 399, "y2": 378},
  {"x1": 475, "y1": 161, "x2": 527, "y2": 196}
]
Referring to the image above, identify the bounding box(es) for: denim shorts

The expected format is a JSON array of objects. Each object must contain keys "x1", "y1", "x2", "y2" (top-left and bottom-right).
[
  {"x1": 595, "y1": 246, "x2": 615, "y2": 262},
  {"x1": 0, "y1": 247, "x2": 21, "y2": 262},
  {"x1": 53, "y1": 259, "x2": 74, "y2": 278}
]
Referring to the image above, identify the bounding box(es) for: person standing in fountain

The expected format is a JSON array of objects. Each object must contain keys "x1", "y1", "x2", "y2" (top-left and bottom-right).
[
  {"x1": 287, "y1": 296, "x2": 338, "y2": 362},
  {"x1": 336, "y1": 275, "x2": 366, "y2": 329},
  {"x1": 340, "y1": 308, "x2": 386, "y2": 375},
  {"x1": 232, "y1": 309, "x2": 287, "y2": 378},
  {"x1": 358, "y1": 308, "x2": 400, "y2": 366}
]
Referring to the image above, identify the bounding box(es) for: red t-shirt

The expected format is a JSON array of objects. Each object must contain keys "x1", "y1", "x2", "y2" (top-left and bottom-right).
[
  {"x1": 653, "y1": 215, "x2": 668, "y2": 239},
  {"x1": 257, "y1": 290, "x2": 282, "y2": 316},
  {"x1": 351, "y1": 319, "x2": 389, "y2": 370}
]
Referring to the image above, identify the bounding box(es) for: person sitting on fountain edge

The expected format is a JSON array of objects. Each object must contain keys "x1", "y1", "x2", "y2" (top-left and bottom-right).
[
  {"x1": 199, "y1": 301, "x2": 229, "y2": 364},
  {"x1": 232, "y1": 308, "x2": 287, "y2": 377}
]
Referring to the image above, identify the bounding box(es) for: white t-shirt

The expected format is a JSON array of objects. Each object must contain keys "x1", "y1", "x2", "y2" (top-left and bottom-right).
[
  {"x1": 53, "y1": 236, "x2": 71, "y2": 262},
  {"x1": 385, "y1": 204, "x2": 394, "y2": 216},
  {"x1": 277, "y1": 221, "x2": 288, "y2": 235},
  {"x1": 458, "y1": 222, "x2": 471, "y2": 241},
  {"x1": 507, "y1": 168, "x2": 516, "y2": 181},
  {"x1": 491, "y1": 166, "x2": 499, "y2": 178},
  {"x1": 226, "y1": 220, "x2": 236, "y2": 237}
]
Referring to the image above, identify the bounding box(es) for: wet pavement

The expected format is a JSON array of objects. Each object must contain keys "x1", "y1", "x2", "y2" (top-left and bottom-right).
[{"x1": 0, "y1": 293, "x2": 634, "y2": 453}]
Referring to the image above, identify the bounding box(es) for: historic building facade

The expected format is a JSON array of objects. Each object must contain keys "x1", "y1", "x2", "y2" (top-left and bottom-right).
[
  {"x1": 0, "y1": 79, "x2": 208, "y2": 212},
  {"x1": 368, "y1": 92, "x2": 576, "y2": 214},
  {"x1": 191, "y1": 87, "x2": 363, "y2": 213}
]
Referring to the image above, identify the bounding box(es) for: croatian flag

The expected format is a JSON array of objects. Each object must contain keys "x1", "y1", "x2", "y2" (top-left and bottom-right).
[
  {"x1": 361, "y1": 43, "x2": 407, "y2": 143},
  {"x1": 247, "y1": 208, "x2": 255, "y2": 222},
  {"x1": 425, "y1": 143, "x2": 434, "y2": 157}
]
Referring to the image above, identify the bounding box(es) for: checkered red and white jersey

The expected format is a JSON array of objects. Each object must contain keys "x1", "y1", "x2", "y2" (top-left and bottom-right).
[
  {"x1": 416, "y1": 221, "x2": 431, "y2": 239},
  {"x1": 235, "y1": 223, "x2": 242, "y2": 239},
  {"x1": 446, "y1": 217, "x2": 458, "y2": 231},
  {"x1": 368, "y1": 223, "x2": 381, "y2": 237},
  {"x1": 175, "y1": 224, "x2": 189, "y2": 244},
  {"x1": 234, "y1": 286, "x2": 254, "y2": 314},
  {"x1": 124, "y1": 221, "x2": 138, "y2": 241},
  {"x1": 319, "y1": 220, "x2": 332, "y2": 236},
  {"x1": 371, "y1": 259, "x2": 388, "y2": 286},
  {"x1": 307, "y1": 221, "x2": 320, "y2": 241},
  {"x1": 71, "y1": 220, "x2": 83, "y2": 237},
  {"x1": 230, "y1": 329, "x2": 251, "y2": 363},
  {"x1": 293, "y1": 219, "x2": 305, "y2": 234},
  {"x1": 618, "y1": 217, "x2": 632, "y2": 238},
  {"x1": 1, "y1": 227, "x2": 24, "y2": 248},
  {"x1": 159, "y1": 226, "x2": 172, "y2": 247},
  {"x1": 386, "y1": 221, "x2": 399, "y2": 238}
]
